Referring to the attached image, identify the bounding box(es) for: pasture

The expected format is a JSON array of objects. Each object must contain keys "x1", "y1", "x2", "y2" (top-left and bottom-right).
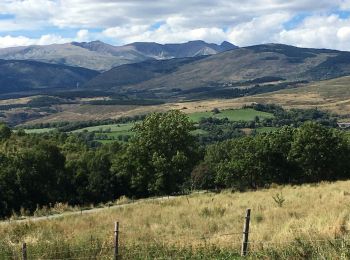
[
  {"x1": 2, "y1": 180, "x2": 350, "y2": 258},
  {"x1": 72, "y1": 122, "x2": 135, "y2": 133},
  {"x1": 23, "y1": 128, "x2": 56, "y2": 134},
  {"x1": 188, "y1": 108, "x2": 274, "y2": 122}
]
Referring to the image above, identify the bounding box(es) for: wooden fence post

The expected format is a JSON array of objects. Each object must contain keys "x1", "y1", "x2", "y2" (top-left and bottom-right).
[
  {"x1": 22, "y1": 243, "x2": 27, "y2": 260},
  {"x1": 114, "y1": 221, "x2": 119, "y2": 260},
  {"x1": 241, "y1": 209, "x2": 251, "y2": 257}
]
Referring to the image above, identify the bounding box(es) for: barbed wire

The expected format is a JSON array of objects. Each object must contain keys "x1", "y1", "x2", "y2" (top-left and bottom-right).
[
  {"x1": 37, "y1": 254, "x2": 113, "y2": 260},
  {"x1": 6, "y1": 220, "x2": 350, "y2": 259},
  {"x1": 6, "y1": 237, "x2": 350, "y2": 260},
  {"x1": 26, "y1": 245, "x2": 114, "y2": 257}
]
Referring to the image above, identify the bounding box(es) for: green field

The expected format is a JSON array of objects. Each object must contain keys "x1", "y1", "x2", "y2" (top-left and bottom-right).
[
  {"x1": 71, "y1": 122, "x2": 135, "y2": 133},
  {"x1": 23, "y1": 128, "x2": 56, "y2": 134},
  {"x1": 188, "y1": 108, "x2": 274, "y2": 122},
  {"x1": 19, "y1": 109, "x2": 275, "y2": 141}
]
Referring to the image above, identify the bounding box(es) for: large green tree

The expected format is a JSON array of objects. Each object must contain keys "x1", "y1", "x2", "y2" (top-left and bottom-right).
[
  {"x1": 113, "y1": 110, "x2": 200, "y2": 196},
  {"x1": 289, "y1": 122, "x2": 350, "y2": 182}
]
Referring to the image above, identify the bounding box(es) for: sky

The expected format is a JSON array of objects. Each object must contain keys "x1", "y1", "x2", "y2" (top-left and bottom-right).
[{"x1": 1, "y1": 0, "x2": 350, "y2": 50}]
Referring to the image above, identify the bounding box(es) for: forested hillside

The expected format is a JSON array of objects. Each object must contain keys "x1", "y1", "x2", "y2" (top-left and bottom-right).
[{"x1": 0, "y1": 110, "x2": 349, "y2": 218}]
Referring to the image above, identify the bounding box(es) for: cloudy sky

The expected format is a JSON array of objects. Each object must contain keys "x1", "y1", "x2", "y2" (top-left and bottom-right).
[{"x1": 1, "y1": 0, "x2": 350, "y2": 50}]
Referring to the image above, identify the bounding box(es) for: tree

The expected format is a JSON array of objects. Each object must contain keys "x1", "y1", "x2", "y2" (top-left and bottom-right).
[
  {"x1": 113, "y1": 110, "x2": 200, "y2": 196},
  {"x1": 204, "y1": 126, "x2": 296, "y2": 190},
  {"x1": 191, "y1": 162, "x2": 215, "y2": 190},
  {"x1": 0, "y1": 123, "x2": 11, "y2": 140},
  {"x1": 289, "y1": 122, "x2": 350, "y2": 182}
]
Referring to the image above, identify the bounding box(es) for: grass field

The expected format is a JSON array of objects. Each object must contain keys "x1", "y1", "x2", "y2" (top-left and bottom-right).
[
  {"x1": 188, "y1": 108, "x2": 274, "y2": 122},
  {"x1": 23, "y1": 128, "x2": 56, "y2": 134},
  {"x1": 21, "y1": 108, "x2": 273, "y2": 141},
  {"x1": 2, "y1": 181, "x2": 350, "y2": 259},
  {"x1": 72, "y1": 122, "x2": 135, "y2": 133}
]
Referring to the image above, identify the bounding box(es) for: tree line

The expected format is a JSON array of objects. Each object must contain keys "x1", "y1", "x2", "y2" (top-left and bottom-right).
[{"x1": 0, "y1": 110, "x2": 349, "y2": 218}]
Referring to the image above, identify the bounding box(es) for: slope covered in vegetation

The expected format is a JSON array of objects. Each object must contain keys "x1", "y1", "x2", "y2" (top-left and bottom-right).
[{"x1": 2, "y1": 181, "x2": 350, "y2": 258}]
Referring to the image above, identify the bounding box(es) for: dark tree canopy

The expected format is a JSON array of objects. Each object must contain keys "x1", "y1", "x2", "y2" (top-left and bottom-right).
[{"x1": 113, "y1": 110, "x2": 200, "y2": 196}]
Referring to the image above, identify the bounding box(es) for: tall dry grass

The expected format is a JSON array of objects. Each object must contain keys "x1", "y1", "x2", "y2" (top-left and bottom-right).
[{"x1": 2, "y1": 180, "x2": 350, "y2": 258}]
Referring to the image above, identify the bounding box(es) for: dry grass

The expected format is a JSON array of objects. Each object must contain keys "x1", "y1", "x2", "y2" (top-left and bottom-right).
[
  {"x1": 24, "y1": 76, "x2": 350, "y2": 124},
  {"x1": 2, "y1": 180, "x2": 350, "y2": 258},
  {"x1": 0, "y1": 96, "x2": 35, "y2": 105}
]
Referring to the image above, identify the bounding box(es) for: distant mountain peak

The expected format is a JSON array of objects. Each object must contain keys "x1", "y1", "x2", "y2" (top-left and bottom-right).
[
  {"x1": 219, "y1": 41, "x2": 238, "y2": 51},
  {"x1": 0, "y1": 40, "x2": 239, "y2": 71}
]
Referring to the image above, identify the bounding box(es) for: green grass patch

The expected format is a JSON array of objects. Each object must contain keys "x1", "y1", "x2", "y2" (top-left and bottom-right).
[
  {"x1": 72, "y1": 123, "x2": 135, "y2": 133},
  {"x1": 23, "y1": 128, "x2": 56, "y2": 134},
  {"x1": 188, "y1": 108, "x2": 274, "y2": 123},
  {"x1": 191, "y1": 129, "x2": 209, "y2": 136}
]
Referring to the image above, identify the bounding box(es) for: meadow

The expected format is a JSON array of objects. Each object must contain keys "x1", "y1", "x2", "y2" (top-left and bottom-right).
[
  {"x1": 71, "y1": 123, "x2": 135, "y2": 133},
  {"x1": 21, "y1": 108, "x2": 274, "y2": 137},
  {"x1": 188, "y1": 108, "x2": 273, "y2": 122},
  {"x1": 23, "y1": 127, "x2": 56, "y2": 134},
  {"x1": 2, "y1": 180, "x2": 350, "y2": 259}
]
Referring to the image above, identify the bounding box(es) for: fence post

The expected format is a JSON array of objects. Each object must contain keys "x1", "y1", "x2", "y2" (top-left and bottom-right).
[
  {"x1": 241, "y1": 209, "x2": 251, "y2": 257},
  {"x1": 22, "y1": 243, "x2": 27, "y2": 260},
  {"x1": 114, "y1": 221, "x2": 119, "y2": 260}
]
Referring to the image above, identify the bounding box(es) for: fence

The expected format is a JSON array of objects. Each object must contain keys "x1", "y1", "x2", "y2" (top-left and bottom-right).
[{"x1": 5, "y1": 208, "x2": 350, "y2": 259}]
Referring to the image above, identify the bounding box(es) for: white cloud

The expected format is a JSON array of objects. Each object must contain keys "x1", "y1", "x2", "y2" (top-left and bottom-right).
[
  {"x1": 0, "y1": 35, "x2": 36, "y2": 48},
  {"x1": 1, "y1": 0, "x2": 350, "y2": 50},
  {"x1": 102, "y1": 25, "x2": 149, "y2": 40},
  {"x1": 0, "y1": 0, "x2": 344, "y2": 31},
  {"x1": 76, "y1": 29, "x2": 90, "y2": 42},
  {"x1": 278, "y1": 14, "x2": 350, "y2": 50},
  {"x1": 340, "y1": 0, "x2": 350, "y2": 10},
  {"x1": 227, "y1": 13, "x2": 291, "y2": 46},
  {"x1": 0, "y1": 31, "x2": 87, "y2": 48},
  {"x1": 0, "y1": 0, "x2": 57, "y2": 31},
  {"x1": 337, "y1": 26, "x2": 350, "y2": 40},
  {"x1": 102, "y1": 24, "x2": 227, "y2": 44}
]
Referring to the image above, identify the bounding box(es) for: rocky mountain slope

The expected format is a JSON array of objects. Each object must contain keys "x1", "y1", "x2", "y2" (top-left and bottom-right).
[
  {"x1": 85, "y1": 43, "x2": 350, "y2": 94},
  {"x1": 0, "y1": 40, "x2": 237, "y2": 71}
]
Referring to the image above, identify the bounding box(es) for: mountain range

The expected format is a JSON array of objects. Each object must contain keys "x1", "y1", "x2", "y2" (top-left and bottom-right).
[
  {"x1": 85, "y1": 44, "x2": 350, "y2": 94},
  {"x1": 1, "y1": 41, "x2": 350, "y2": 99},
  {"x1": 0, "y1": 40, "x2": 237, "y2": 71}
]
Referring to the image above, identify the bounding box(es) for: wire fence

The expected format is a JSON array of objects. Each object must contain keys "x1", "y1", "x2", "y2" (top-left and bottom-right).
[{"x1": 5, "y1": 211, "x2": 350, "y2": 259}]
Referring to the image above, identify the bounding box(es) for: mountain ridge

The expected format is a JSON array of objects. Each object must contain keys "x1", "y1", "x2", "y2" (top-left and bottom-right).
[
  {"x1": 84, "y1": 43, "x2": 350, "y2": 96},
  {"x1": 0, "y1": 59, "x2": 99, "y2": 93},
  {"x1": 0, "y1": 40, "x2": 238, "y2": 71}
]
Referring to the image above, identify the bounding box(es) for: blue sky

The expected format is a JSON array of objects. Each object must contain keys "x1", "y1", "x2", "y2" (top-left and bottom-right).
[{"x1": 1, "y1": 0, "x2": 350, "y2": 50}]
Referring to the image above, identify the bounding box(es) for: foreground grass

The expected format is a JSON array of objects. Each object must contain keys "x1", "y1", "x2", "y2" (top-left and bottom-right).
[{"x1": 2, "y1": 181, "x2": 350, "y2": 259}]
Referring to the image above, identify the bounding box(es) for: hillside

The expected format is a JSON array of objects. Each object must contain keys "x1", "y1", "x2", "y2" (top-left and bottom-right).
[
  {"x1": 0, "y1": 59, "x2": 99, "y2": 93},
  {"x1": 0, "y1": 40, "x2": 237, "y2": 71},
  {"x1": 84, "y1": 56, "x2": 206, "y2": 89},
  {"x1": 85, "y1": 43, "x2": 350, "y2": 97},
  {"x1": 2, "y1": 181, "x2": 350, "y2": 258},
  {"x1": 238, "y1": 76, "x2": 350, "y2": 115}
]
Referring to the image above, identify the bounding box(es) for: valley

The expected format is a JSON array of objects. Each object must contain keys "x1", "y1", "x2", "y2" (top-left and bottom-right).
[
  {"x1": 1, "y1": 39, "x2": 350, "y2": 260},
  {"x1": 0, "y1": 42, "x2": 350, "y2": 127}
]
